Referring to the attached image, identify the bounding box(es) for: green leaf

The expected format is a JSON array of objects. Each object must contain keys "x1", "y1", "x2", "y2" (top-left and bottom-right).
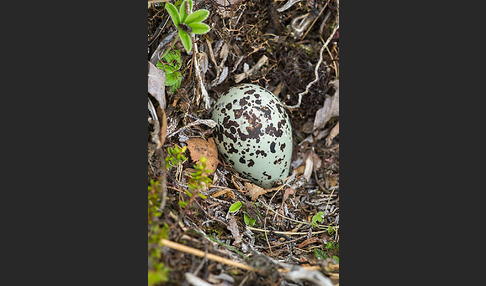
[
  {"x1": 244, "y1": 213, "x2": 250, "y2": 225},
  {"x1": 174, "y1": 76, "x2": 181, "y2": 89},
  {"x1": 157, "y1": 63, "x2": 177, "y2": 74},
  {"x1": 179, "y1": 0, "x2": 193, "y2": 22},
  {"x1": 165, "y1": 71, "x2": 181, "y2": 86},
  {"x1": 165, "y1": 3, "x2": 180, "y2": 26},
  {"x1": 229, "y1": 201, "x2": 242, "y2": 212},
  {"x1": 170, "y1": 76, "x2": 181, "y2": 93},
  {"x1": 185, "y1": 9, "x2": 209, "y2": 24},
  {"x1": 314, "y1": 249, "x2": 328, "y2": 260},
  {"x1": 164, "y1": 64, "x2": 178, "y2": 74},
  {"x1": 187, "y1": 22, "x2": 210, "y2": 34},
  {"x1": 243, "y1": 213, "x2": 256, "y2": 226},
  {"x1": 161, "y1": 223, "x2": 170, "y2": 239},
  {"x1": 148, "y1": 270, "x2": 169, "y2": 286},
  {"x1": 179, "y1": 30, "x2": 192, "y2": 53},
  {"x1": 312, "y1": 211, "x2": 325, "y2": 225},
  {"x1": 162, "y1": 49, "x2": 182, "y2": 70}
]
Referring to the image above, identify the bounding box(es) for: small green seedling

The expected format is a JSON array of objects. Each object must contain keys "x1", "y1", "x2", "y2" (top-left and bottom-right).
[
  {"x1": 229, "y1": 201, "x2": 260, "y2": 226},
  {"x1": 314, "y1": 243, "x2": 339, "y2": 263},
  {"x1": 187, "y1": 157, "x2": 212, "y2": 197},
  {"x1": 148, "y1": 179, "x2": 163, "y2": 224},
  {"x1": 157, "y1": 48, "x2": 183, "y2": 93},
  {"x1": 165, "y1": 0, "x2": 211, "y2": 53},
  {"x1": 165, "y1": 145, "x2": 187, "y2": 170},
  {"x1": 314, "y1": 248, "x2": 328, "y2": 260},
  {"x1": 148, "y1": 222, "x2": 170, "y2": 285},
  {"x1": 311, "y1": 211, "x2": 325, "y2": 228},
  {"x1": 244, "y1": 213, "x2": 257, "y2": 227},
  {"x1": 179, "y1": 157, "x2": 213, "y2": 209},
  {"x1": 328, "y1": 225, "x2": 336, "y2": 235}
]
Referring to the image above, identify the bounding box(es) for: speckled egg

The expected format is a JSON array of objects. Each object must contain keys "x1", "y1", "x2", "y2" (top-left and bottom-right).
[{"x1": 211, "y1": 84, "x2": 293, "y2": 188}]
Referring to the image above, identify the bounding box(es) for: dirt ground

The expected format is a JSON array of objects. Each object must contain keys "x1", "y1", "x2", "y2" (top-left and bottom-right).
[{"x1": 148, "y1": 0, "x2": 339, "y2": 285}]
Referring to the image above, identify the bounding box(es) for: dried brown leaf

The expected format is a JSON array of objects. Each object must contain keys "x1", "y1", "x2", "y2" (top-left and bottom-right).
[
  {"x1": 245, "y1": 182, "x2": 268, "y2": 201},
  {"x1": 148, "y1": 61, "x2": 166, "y2": 109},
  {"x1": 185, "y1": 137, "x2": 219, "y2": 172},
  {"x1": 282, "y1": 187, "x2": 295, "y2": 203},
  {"x1": 211, "y1": 189, "x2": 236, "y2": 200},
  {"x1": 231, "y1": 176, "x2": 244, "y2": 191}
]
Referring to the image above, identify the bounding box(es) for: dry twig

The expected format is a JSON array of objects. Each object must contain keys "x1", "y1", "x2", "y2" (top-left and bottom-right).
[{"x1": 161, "y1": 239, "x2": 257, "y2": 272}]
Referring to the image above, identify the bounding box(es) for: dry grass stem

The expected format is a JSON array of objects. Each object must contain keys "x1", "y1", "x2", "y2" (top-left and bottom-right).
[{"x1": 161, "y1": 239, "x2": 257, "y2": 272}]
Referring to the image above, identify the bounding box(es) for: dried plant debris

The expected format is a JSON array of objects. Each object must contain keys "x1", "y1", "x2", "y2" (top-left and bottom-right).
[
  {"x1": 148, "y1": 0, "x2": 339, "y2": 285},
  {"x1": 185, "y1": 137, "x2": 219, "y2": 172},
  {"x1": 313, "y1": 80, "x2": 339, "y2": 133},
  {"x1": 148, "y1": 61, "x2": 166, "y2": 109}
]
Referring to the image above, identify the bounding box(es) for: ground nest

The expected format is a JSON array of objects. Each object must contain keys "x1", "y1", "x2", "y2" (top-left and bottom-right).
[{"x1": 148, "y1": 1, "x2": 339, "y2": 285}]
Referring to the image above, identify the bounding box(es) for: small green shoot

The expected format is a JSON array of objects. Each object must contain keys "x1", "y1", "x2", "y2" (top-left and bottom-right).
[
  {"x1": 328, "y1": 225, "x2": 336, "y2": 235},
  {"x1": 148, "y1": 223, "x2": 170, "y2": 285},
  {"x1": 165, "y1": 0, "x2": 211, "y2": 53},
  {"x1": 311, "y1": 211, "x2": 325, "y2": 228},
  {"x1": 326, "y1": 241, "x2": 335, "y2": 250},
  {"x1": 314, "y1": 243, "x2": 339, "y2": 263},
  {"x1": 165, "y1": 145, "x2": 187, "y2": 170},
  {"x1": 187, "y1": 157, "x2": 212, "y2": 196},
  {"x1": 179, "y1": 157, "x2": 213, "y2": 209},
  {"x1": 148, "y1": 179, "x2": 162, "y2": 224},
  {"x1": 229, "y1": 200, "x2": 260, "y2": 226},
  {"x1": 314, "y1": 248, "x2": 328, "y2": 260},
  {"x1": 157, "y1": 48, "x2": 183, "y2": 93},
  {"x1": 244, "y1": 213, "x2": 256, "y2": 226}
]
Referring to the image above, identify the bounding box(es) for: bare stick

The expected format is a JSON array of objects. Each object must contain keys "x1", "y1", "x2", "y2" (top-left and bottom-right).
[
  {"x1": 234, "y1": 55, "x2": 268, "y2": 83},
  {"x1": 160, "y1": 239, "x2": 258, "y2": 272}
]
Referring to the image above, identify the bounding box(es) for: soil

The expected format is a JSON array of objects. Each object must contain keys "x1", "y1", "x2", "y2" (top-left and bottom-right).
[{"x1": 148, "y1": 1, "x2": 339, "y2": 285}]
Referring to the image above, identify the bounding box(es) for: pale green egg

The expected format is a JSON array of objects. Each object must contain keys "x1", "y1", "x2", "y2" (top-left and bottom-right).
[{"x1": 211, "y1": 84, "x2": 293, "y2": 188}]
